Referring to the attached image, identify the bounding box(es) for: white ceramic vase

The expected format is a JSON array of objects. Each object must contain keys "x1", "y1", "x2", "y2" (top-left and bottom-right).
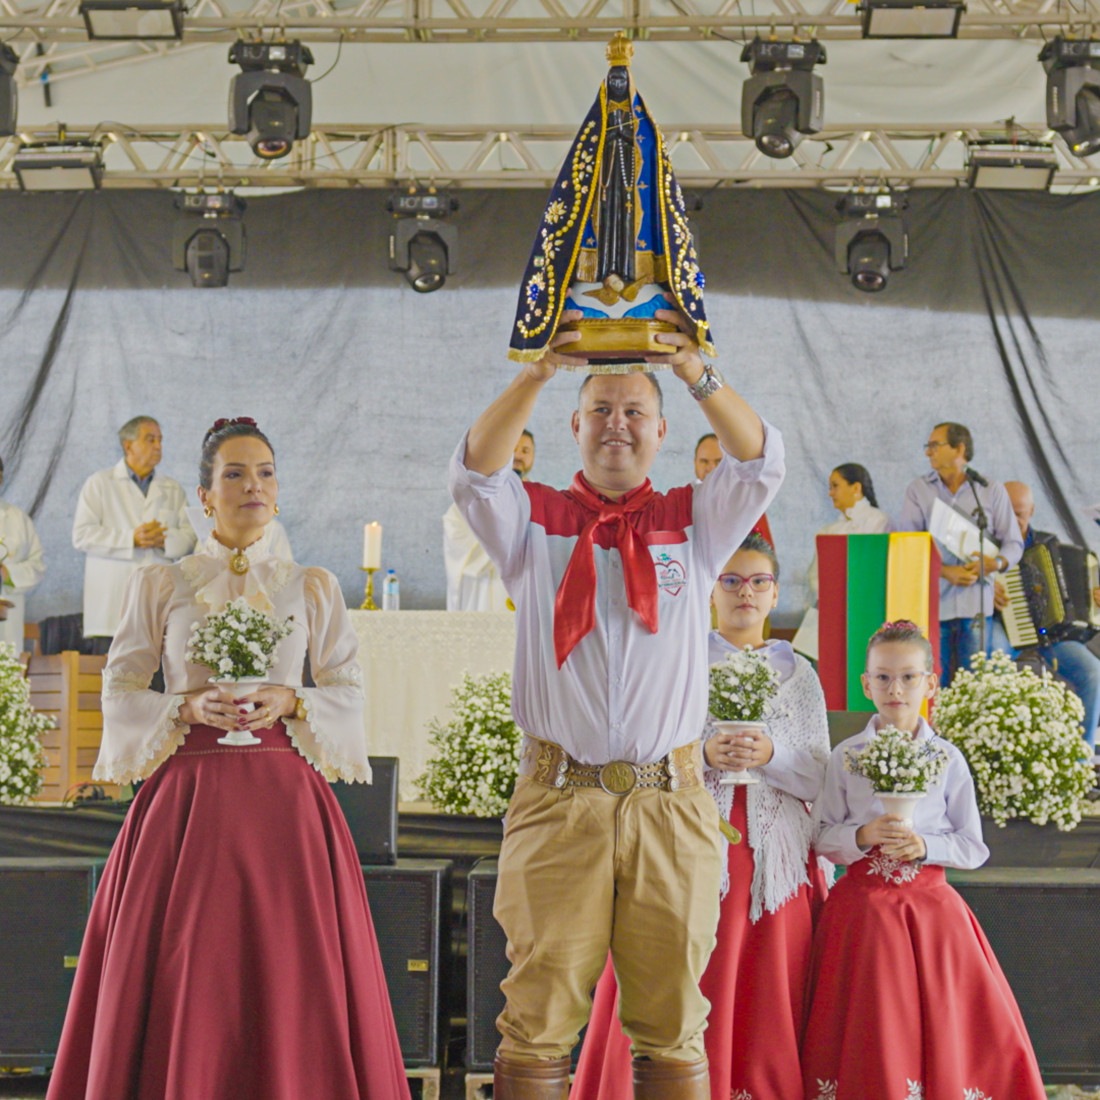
[
  {"x1": 875, "y1": 790, "x2": 923, "y2": 827},
  {"x1": 712, "y1": 719, "x2": 766, "y2": 786},
  {"x1": 210, "y1": 676, "x2": 267, "y2": 746}
]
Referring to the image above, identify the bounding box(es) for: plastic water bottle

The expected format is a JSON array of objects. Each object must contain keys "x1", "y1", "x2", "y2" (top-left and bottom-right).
[{"x1": 382, "y1": 569, "x2": 400, "y2": 611}]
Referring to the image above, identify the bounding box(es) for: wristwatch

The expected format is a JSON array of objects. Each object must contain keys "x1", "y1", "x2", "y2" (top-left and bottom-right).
[{"x1": 686, "y1": 363, "x2": 725, "y2": 402}]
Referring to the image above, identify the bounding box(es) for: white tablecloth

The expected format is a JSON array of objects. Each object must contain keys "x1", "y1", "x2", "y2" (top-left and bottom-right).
[{"x1": 349, "y1": 610, "x2": 516, "y2": 801}]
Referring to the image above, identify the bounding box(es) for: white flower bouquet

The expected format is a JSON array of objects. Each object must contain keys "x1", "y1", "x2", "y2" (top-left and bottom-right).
[
  {"x1": 0, "y1": 642, "x2": 53, "y2": 805},
  {"x1": 416, "y1": 671, "x2": 521, "y2": 818},
  {"x1": 845, "y1": 724, "x2": 948, "y2": 794},
  {"x1": 708, "y1": 649, "x2": 780, "y2": 723},
  {"x1": 934, "y1": 650, "x2": 1093, "y2": 830},
  {"x1": 185, "y1": 598, "x2": 293, "y2": 681}
]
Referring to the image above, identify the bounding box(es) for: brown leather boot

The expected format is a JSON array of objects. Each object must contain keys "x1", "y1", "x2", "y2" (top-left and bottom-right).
[
  {"x1": 493, "y1": 1055, "x2": 571, "y2": 1100},
  {"x1": 632, "y1": 1056, "x2": 710, "y2": 1100}
]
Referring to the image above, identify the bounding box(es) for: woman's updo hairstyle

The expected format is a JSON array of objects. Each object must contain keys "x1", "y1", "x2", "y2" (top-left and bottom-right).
[
  {"x1": 739, "y1": 531, "x2": 780, "y2": 582},
  {"x1": 832, "y1": 462, "x2": 879, "y2": 509},
  {"x1": 866, "y1": 620, "x2": 934, "y2": 671},
  {"x1": 199, "y1": 417, "x2": 275, "y2": 491}
]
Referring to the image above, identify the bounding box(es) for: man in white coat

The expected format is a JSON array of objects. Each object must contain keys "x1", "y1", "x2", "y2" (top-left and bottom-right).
[
  {"x1": 72, "y1": 416, "x2": 195, "y2": 652},
  {"x1": 0, "y1": 455, "x2": 47, "y2": 652}
]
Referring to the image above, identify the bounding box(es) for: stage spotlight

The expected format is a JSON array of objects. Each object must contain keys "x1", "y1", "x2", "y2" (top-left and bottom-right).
[
  {"x1": 387, "y1": 188, "x2": 459, "y2": 293},
  {"x1": 171, "y1": 191, "x2": 246, "y2": 288},
  {"x1": 228, "y1": 40, "x2": 313, "y2": 160},
  {"x1": 740, "y1": 38, "x2": 825, "y2": 160},
  {"x1": 834, "y1": 192, "x2": 908, "y2": 293},
  {"x1": 80, "y1": 0, "x2": 183, "y2": 40},
  {"x1": 860, "y1": 0, "x2": 964, "y2": 38},
  {"x1": 0, "y1": 44, "x2": 16, "y2": 138},
  {"x1": 967, "y1": 142, "x2": 1056, "y2": 190},
  {"x1": 1041, "y1": 37, "x2": 1100, "y2": 158},
  {"x1": 12, "y1": 142, "x2": 103, "y2": 190}
]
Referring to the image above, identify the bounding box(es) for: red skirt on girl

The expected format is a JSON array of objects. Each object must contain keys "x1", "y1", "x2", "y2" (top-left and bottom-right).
[
  {"x1": 801, "y1": 849, "x2": 1046, "y2": 1100},
  {"x1": 46, "y1": 723, "x2": 411, "y2": 1100},
  {"x1": 570, "y1": 785, "x2": 821, "y2": 1100}
]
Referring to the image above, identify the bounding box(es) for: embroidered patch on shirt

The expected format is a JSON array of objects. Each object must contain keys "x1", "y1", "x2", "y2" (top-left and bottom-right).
[{"x1": 654, "y1": 551, "x2": 686, "y2": 596}]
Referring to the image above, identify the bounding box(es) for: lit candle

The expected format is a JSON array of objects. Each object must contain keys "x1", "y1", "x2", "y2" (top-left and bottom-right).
[{"x1": 363, "y1": 522, "x2": 382, "y2": 569}]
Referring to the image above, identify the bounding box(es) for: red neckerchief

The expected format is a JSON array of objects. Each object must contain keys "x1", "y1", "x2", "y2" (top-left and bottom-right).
[{"x1": 553, "y1": 472, "x2": 659, "y2": 668}]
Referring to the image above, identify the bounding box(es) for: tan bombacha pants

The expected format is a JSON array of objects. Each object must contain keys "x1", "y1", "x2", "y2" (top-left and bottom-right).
[{"x1": 493, "y1": 774, "x2": 723, "y2": 1063}]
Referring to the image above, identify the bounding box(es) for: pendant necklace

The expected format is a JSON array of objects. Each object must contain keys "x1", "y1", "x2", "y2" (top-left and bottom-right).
[{"x1": 229, "y1": 549, "x2": 250, "y2": 575}]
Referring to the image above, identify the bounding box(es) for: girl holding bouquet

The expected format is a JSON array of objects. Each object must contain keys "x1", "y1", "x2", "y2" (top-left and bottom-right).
[
  {"x1": 47, "y1": 419, "x2": 410, "y2": 1100},
  {"x1": 572, "y1": 532, "x2": 831, "y2": 1100},
  {"x1": 802, "y1": 619, "x2": 1045, "y2": 1099}
]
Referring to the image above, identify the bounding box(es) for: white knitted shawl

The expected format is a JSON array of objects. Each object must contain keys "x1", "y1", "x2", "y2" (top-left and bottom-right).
[{"x1": 704, "y1": 646, "x2": 832, "y2": 921}]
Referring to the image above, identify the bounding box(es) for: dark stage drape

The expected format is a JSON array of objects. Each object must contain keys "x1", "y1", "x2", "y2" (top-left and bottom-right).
[{"x1": 2, "y1": 188, "x2": 1098, "y2": 620}]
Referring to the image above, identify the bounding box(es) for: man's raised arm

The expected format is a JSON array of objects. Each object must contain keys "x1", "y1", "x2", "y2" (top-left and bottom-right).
[{"x1": 464, "y1": 315, "x2": 584, "y2": 475}]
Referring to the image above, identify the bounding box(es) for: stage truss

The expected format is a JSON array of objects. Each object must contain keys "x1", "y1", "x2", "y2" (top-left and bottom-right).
[
  {"x1": 2, "y1": 0, "x2": 1100, "y2": 86},
  {"x1": 1, "y1": 120, "x2": 1098, "y2": 190}
]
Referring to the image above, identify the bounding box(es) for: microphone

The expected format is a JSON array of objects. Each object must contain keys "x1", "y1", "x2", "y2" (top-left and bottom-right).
[{"x1": 965, "y1": 467, "x2": 989, "y2": 487}]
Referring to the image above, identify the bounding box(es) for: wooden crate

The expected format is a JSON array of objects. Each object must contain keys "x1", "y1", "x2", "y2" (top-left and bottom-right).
[{"x1": 27, "y1": 652, "x2": 116, "y2": 802}]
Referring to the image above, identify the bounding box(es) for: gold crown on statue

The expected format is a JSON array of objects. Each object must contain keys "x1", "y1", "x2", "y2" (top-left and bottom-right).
[{"x1": 606, "y1": 32, "x2": 634, "y2": 67}]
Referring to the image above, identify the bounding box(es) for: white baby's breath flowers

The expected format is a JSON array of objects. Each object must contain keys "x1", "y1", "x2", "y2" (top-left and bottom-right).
[
  {"x1": 845, "y1": 723, "x2": 948, "y2": 794},
  {"x1": 935, "y1": 651, "x2": 1093, "y2": 830},
  {"x1": 416, "y1": 672, "x2": 520, "y2": 818},
  {"x1": 708, "y1": 649, "x2": 780, "y2": 723},
  {"x1": 185, "y1": 598, "x2": 293, "y2": 681},
  {"x1": 0, "y1": 642, "x2": 53, "y2": 805}
]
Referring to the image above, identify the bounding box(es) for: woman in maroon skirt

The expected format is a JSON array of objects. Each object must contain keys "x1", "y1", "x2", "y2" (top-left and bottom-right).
[
  {"x1": 571, "y1": 533, "x2": 831, "y2": 1100},
  {"x1": 802, "y1": 620, "x2": 1045, "y2": 1099},
  {"x1": 46, "y1": 418, "x2": 411, "y2": 1100}
]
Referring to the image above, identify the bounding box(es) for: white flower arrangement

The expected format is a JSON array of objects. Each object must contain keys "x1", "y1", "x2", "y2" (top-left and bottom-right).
[
  {"x1": 934, "y1": 651, "x2": 1093, "y2": 831},
  {"x1": 416, "y1": 671, "x2": 521, "y2": 818},
  {"x1": 185, "y1": 598, "x2": 293, "y2": 681},
  {"x1": 845, "y1": 723, "x2": 948, "y2": 794},
  {"x1": 708, "y1": 649, "x2": 780, "y2": 723},
  {"x1": 0, "y1": 642, "x2": 53, "y2": 805}
]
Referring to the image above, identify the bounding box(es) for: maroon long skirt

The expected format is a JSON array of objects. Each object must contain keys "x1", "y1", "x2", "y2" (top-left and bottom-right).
[
  {"x1": 570, "y1": 785, "x2": 821, "y2": 1100},
  {"x1": 801, "y1": 851, "x2": 1046, "y2": 1100},
  {"x1": 46, "y1": 723, "x2": 411, "y2": 1100}
]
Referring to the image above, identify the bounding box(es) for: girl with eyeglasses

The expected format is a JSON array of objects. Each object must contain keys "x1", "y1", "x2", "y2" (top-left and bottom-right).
[
  {"x1": 572, "y1": 532, "x2": 832, "y2": 1100},
  {"x1": 801, "y1": 620, "x2": 1045, "y2": 1099}
]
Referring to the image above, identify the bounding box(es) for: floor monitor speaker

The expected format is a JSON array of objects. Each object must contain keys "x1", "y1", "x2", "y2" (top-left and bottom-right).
[
  {"x1": 362, "y1": 858, "x2": 452, "y2": 1067},
  {"x1": 0, "y1": 858, "x2": 103, "y2": 1066}
]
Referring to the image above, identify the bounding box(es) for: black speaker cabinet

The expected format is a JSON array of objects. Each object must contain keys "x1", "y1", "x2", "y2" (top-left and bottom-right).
[
  {"x1": 467, "y1": 859, "x2": 508, "y2": 1072},
  {"x1": 0, "y1": 858, "x2": 104, "y2": 1066},
  {"x1": 333, "y1": 756, "x2": 398, "y2": 865},
  {"x1": 362, "y1": 858, "x2": 452, "y2": 1067},
  {"x1": 951, "y1": 866, "x2": 1100, "y2": 1085}
]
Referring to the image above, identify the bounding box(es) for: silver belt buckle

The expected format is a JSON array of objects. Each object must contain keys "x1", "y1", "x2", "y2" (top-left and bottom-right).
[{"x1": 598, "y1": 760, "x2": 638, "y2": 795}]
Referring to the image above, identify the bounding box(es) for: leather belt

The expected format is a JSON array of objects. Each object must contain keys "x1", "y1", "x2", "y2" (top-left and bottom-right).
[{"x1": 517, "y1": 734, "x2": 704, "y2": 796}]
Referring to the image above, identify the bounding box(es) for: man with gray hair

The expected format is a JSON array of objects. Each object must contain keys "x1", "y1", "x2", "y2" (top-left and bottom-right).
[{"x1": 72, "y1": 416, "x2": 195, "y2": 652}]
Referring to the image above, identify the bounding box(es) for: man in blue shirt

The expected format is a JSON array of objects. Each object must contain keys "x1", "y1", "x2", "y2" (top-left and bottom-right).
[{"x1": 898, "y1": 422, "x2": 1023, "y2": 685}]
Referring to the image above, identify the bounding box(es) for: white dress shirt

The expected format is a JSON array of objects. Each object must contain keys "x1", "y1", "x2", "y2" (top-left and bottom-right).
[
  {"x1": 812, "y1": 714, "x2": 989, "y2": 870},
  {"x1": 449, "y1": 425, "x2": 785, "y2": 766}
]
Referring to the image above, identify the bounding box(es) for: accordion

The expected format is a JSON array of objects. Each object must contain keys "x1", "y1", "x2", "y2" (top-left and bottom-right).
[{"x1": 1001, "y1": 534, "x2": 1100, "y2": 648}]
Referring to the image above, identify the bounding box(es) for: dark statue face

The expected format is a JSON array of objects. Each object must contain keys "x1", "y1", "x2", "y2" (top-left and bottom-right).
[{"x1": 606, "y1": 67, "x2": 629, "y2": 99}]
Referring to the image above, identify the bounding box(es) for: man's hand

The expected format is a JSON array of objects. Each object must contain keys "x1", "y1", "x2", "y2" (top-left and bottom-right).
[
  {"x1": 942, "y1": 563, "x2": 979, "y2": 587},
  {"x1": 993, "y1": 577, "x2": 1009, "y2": 611},
  {"x1": 526, "y1": 312, "x2": 587, "y2": 383},
  {"x1": 1093, "y1": 586, "x2": 1100, "y2": 610},
  {"x1": 651, "y1": 303, "x2": 705, "y2": 384},
  {"x1": 972, "y1": 552, "x2": 1001, "y2": 575},
  {"x1": 134, "y1": 521, "x2": 167, "y2": 549}
]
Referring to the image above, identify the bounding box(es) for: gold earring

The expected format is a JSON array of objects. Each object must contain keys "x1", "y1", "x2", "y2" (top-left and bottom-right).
[
  {"x1": 203, "y1": 505, "x2": 213, "y2": 518},
  {"x1": 274, "y1": 504, "x2": 280, "y2": 516}
]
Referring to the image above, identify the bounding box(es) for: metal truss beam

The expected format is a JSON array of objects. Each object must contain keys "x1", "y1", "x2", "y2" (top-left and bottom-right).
[
  {"x1": 4, "y1": 0, "x2": 1100, "y2": 84},
  {"x1": 1, "y1": 121, "x2": 1098, "y2": 190}
]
